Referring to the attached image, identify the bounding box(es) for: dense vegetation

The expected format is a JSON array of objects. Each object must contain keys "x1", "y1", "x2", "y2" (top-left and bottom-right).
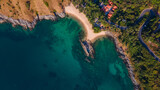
[
  {"x1": 72, "y1": 0, "x2": 160, "y2": 89},
  {"x1": 43, "y1": 0, "x2": 49, "y2": 7}
]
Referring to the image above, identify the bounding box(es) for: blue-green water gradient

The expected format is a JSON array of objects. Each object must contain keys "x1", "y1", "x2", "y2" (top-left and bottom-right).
[{"x1": 0, "y1": 18, "x2": 133, "y2": 90}]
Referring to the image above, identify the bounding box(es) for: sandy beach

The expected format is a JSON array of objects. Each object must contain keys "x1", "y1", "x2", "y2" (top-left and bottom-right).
[
  {"x1": 65, "y1": 3, "x2": 140, "y2": 89},
  {"x1": 65, "y1": 3, "x2": 129, "y2": 57},
  {"x1": 65, "y1": 3, "x2": 132, "y2": 56},
  {"x1": 65, "y1": 3, "x2": 130, "y2": 58},
  {"x1": 65, "y1": 3, "x2": 106, "y2": 42}
]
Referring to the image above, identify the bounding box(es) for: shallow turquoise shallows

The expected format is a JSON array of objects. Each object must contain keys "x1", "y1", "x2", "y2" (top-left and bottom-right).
[{"x1": 0, "y1": 18, "x2": 133, "y2": 90}]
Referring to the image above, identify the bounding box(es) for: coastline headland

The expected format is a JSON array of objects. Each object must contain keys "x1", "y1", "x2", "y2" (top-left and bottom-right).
[
  {"x1": 0, "y1": 12, "x2": 65, "y2": 29},
  {"x1": 65, "y1": 3, "x2": 140, "y2": 90},
  {"x1": 0, "y1": 3, "x2": 139, "y2": 90}
]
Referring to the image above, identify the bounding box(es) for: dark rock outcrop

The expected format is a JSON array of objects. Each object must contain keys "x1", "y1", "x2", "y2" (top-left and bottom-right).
[{"x1": 0, "y1": 12, "x2": 65, "y2": 29}]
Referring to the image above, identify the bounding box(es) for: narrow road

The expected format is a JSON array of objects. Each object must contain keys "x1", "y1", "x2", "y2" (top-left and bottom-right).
[
  {"x1": 105, "y1": 8, "x2": 160, "y2": 61},
  {"x1": 138, "y1": 10, "x2": 160, "y2": 61},
  {"x1": 138, "y1": 17, "x2": 160, "y2": 61}
]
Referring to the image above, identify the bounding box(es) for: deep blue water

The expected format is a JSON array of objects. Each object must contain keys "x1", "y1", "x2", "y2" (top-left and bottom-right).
[{"x1": 0, "y1": 18, "x2": 133, "y2": 90}]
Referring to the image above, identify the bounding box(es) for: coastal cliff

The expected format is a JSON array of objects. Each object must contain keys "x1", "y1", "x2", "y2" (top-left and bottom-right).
[
  {"x1": 0, "y1": 0, "x2": 69, "y2": 21},
  {"x1": 0, "y1": 12, "x2": 65, "y2": 29}
]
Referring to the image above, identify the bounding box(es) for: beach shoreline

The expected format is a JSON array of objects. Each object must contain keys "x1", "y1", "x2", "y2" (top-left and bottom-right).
[
  {"x1": 65, "y1": 3, "x2": 106, "y2": 42},
  {"x1": 0, "y1": 2, "x2": 140, "y2": 89},
  {"x1": 65, "y1": 3, "x2": 140, "y2": 90}
]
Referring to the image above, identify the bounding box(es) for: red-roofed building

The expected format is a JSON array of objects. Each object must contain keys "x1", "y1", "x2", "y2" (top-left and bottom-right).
[
  {"x1": 112, "y1": 6, "x2": 118, "y2": 11},
  {"x1": 101, "y1": 5, "x2": 112, "y2": 13},
  {"x1": 100, "y1": 0, "x2": 118, "y2": 19},
  {"x1": 108, "y1": 12, "x2": 113, "y2": 19}
]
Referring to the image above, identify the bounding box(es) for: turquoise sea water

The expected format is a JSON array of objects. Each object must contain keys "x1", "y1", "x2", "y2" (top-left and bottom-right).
[{"x1": 0, "y1": 18, "x2": 133, "y2": 90}]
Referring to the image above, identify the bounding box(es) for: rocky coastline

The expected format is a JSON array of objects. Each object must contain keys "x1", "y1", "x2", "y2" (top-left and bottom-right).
[
  {"x1": 82, "y1": 31, "x2": 140, "y2": 90},
  {"x1": 0, "y1": 9, "x2": 139, "y2": 90},
  {"x1": 0, "y1": 12, "x2": 65, "y2": 29},
  {"x1": 111, "y1": 36, "x2": 140, "y2": 90}
]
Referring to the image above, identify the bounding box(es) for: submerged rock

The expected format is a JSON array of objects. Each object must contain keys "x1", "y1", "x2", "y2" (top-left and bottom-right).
[{"x1": 80, "y1": 40, "x2": 94, "y2": 59}]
